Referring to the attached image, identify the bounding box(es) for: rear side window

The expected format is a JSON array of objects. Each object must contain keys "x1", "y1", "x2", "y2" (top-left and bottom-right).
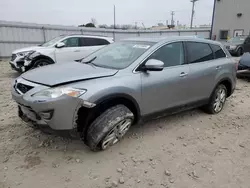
[
  {"x1": 80, "y1": 38, "x2": 110, "y2": 46},
  {"x1": 186, "y1": 42, "x2": 214, "y2": 63},
  {"x1": 210, "y1": 44, "x2": 226, "y2": 59}
]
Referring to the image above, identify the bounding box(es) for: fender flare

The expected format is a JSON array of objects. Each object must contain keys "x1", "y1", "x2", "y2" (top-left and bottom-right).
[
  {"x1": 95, "y1": 93, "x2": 141, "y2": 119},
  {"x1": 210, "y1": 78, "x2": 233, "y2": 98}
]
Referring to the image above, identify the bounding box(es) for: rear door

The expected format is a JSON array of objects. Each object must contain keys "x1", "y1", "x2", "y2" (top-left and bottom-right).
[
  {"x1": 55, "y1": 37, "x2": 82, "y2": 62},
  {"x1": 79, "y1": 37, "x2": 110, "y2": 59},
  {"x1": 185, "y1": 41, "x2": 217, "y2": 102}
]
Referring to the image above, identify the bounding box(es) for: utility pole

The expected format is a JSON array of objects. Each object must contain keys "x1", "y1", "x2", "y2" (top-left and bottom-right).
[
  {"x1": 113, "y1": 5, "x2": 116, "y2": 29},
  {"x1": 210, "y1": 0, "x2": 216, "y2": 39},
  {"x1": 171, "y1": 11, "x2": 175, "y2": 26},
  {"x1": 142, "y1": 22, "x2": 146, "y2": 29},
  {"x1": 113, "y1": 5, "x2": 116, "y2": 41},
  {"x1": 190, "y1": 0, "x2": 198, "y2": 29}
]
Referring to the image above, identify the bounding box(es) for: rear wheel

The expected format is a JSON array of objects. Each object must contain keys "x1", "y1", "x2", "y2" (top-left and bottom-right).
[
  {"x1": 85, "y1": 105, "x2": 134, "y2": 151},
  {"x1": 203, "y1": 84, "x2": 227, "y2": 114}
]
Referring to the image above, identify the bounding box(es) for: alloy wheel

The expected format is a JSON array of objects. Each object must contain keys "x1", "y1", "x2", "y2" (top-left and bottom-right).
[
  {"x1": 213, "y1": 88, "x2": 226, "y2": 113},
  {"x1": 101, "y1": 118, "x2": 132, "y2": 150}
]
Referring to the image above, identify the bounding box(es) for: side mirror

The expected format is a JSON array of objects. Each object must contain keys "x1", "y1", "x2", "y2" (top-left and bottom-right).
[
  {"x1": 142, "y1": 59, "x2": 164, "y2": 71},
  {"x1": 55, "y1": 42, "x2": 65, "y2": 48}
]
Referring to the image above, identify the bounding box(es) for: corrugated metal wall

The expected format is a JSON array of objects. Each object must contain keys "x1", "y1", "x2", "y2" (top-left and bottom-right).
[{"x1": 0, "y1": 21, "x2": 210, "y2": 57}]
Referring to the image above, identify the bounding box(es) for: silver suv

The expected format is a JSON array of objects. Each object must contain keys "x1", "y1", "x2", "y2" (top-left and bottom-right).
[{"x1": 12, "y1": 37, "x2": 237, "y2": 151}]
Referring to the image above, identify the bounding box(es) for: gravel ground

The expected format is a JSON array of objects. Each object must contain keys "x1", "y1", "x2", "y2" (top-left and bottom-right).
[{"x1": 1, "y1": 58, "x2": 250, "y2": 188}]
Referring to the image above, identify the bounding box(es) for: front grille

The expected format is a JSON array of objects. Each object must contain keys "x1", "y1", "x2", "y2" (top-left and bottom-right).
[
  {"x1": 11, "y1": 54, "x2": 17, "y2": 61},
  {"x1": 16, "y1": 83, "x2": 34, "y2": 94}
]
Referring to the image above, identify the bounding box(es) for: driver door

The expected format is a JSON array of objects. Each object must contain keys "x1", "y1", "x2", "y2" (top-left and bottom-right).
[
  {"x1": 55, "y1": 37, "x2": 82, "y2": 63},
  {"x1": 141, "y1": 42, "x2": 191, "y2": 116}
]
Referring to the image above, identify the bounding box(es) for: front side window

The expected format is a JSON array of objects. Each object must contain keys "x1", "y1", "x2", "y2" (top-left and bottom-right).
[
  {"x1": 81, "y1": 41, "x2": 154, "y2": 69},
  {"x1": 210, "y1": 44, "x2": 226, "y2": 59},
  {"x1": 149, "y1": 42, "x2": 184, "y2": 67},
  {"x1": 62, "y1": 37, "x2": 80, "y2": 47},
  {"x1": 186, "y1": 42, "x2": 214, "y2": 64}
]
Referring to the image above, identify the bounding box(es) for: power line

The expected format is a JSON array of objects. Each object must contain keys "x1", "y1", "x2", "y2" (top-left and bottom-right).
[{"x1": 190, "y1": 0, "x2": 199, "y2": 28}]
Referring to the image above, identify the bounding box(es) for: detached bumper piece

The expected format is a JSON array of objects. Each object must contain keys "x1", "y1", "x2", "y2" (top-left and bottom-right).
[
  {"x1": 18, "y1": 105, "x2": 54, "y2": 125},
  {"x1": 18, "y1": 105, "x2": 41, "y2": 123}
]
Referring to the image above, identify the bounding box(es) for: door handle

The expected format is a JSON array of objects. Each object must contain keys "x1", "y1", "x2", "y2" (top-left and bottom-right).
[
  {"x1": 180, "y1": 72, "x2": 188, "y2": 77},
  {"x1": 216, "y1": 66, "x2": 221, "y2": 70},
  {"x1": 74, "y1": 50, "x2": 80, "y2": 52}
]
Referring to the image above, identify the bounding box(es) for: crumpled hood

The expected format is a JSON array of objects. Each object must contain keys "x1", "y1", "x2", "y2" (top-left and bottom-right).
[
  {"x1": 12, "y1": 46, "x2": 47, "y2": 54},
  {"x1": 21, "y1": 62, "x2": 118, "y2": 86}
]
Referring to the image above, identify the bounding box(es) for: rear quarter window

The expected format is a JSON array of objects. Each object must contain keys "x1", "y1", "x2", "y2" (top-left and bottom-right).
[{"x1": 210, "y1": 44, "x2": 226, "y2": 59}]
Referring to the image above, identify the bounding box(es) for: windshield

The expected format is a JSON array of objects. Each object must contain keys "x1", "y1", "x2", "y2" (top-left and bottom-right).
[
  {"x1": 40, "y1": 36, "x2": 65, "y2": 47},
  {"x1": 82, "y1": 41, "x2": 154, "y2": 69},
  {"x1": 228, "y1": 36, "x2": 246, "y2": 43},
  {"x1": 81, "y1": 41, "x2": 154, "y2": 69}
]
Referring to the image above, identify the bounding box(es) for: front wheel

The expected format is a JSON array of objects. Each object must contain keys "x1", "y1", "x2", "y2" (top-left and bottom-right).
[
  {"x1": 237, "y1": 48, "x2": 243, "y2": 57},
  {"x1": 85, "y1": 105, "x2": 134, "y2": 151},
  {"x1": 203, "y1": 84, "x2": 227, "y2": 114},
  {"x1": 32, "y1": 59, "x2": 52, "y2": 69}
]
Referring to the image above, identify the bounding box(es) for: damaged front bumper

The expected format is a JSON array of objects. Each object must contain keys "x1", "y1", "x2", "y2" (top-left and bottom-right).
[
  {"x1": 9, "y1": 56, "x2": 25, "y2": 72},
  {"x1": 11, "y1": 79, "x2": 96, "y2": 131}
]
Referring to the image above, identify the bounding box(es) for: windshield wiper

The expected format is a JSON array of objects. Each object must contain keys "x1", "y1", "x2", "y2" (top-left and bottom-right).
[{"x1": 81, "y1": 56, "x2": 97, "y2": 64}]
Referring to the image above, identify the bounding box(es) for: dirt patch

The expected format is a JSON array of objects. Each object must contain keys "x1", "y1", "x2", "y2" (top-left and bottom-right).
[
  {"x1": 1, "y1": 59, "x2": 250, "y2": 188},
  {"x1": 23, "y1": 156, "x2": 42, "y2": 169}
]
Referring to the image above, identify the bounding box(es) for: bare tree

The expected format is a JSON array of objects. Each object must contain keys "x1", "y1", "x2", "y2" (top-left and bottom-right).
[{"x1": 91, "y1": 18, "x2": 97, "y2": 26}]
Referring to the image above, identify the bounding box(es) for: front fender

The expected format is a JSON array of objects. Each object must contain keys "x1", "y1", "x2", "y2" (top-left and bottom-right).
[{"x1": 89, "y1": 86, "x2": 140, "y2": 104}]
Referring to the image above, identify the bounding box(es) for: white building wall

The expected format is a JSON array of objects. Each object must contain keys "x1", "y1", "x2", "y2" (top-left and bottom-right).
[{"x1": 212, "y1": 0, "x2": 250, "y2": 40}]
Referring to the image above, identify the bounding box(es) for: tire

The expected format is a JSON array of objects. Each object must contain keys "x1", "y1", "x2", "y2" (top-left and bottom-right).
[
  {"x1": 32, "y1": 59, "x2": 52, "y2": 69},
  {"x1": 237, "y1": 48, "x2": 243, "y2": 57},
  {"x1": 203, "y1": 84, "x2": 227, "y2": 114},
  {"x1": 85, "y1": 105, "x2": 134, "y2": 151}
]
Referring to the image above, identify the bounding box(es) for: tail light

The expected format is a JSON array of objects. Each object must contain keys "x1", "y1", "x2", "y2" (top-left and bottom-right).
[
  {"x1": 232, "y1": 58, "x2": 239, "y2": 71},
  {"x1": 235, "y1": 61, "x2": 239, "y2": 71}
]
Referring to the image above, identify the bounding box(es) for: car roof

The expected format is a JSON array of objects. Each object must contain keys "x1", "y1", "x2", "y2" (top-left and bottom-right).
[
  {"x1": 122, "y1": 36, "x2": 222, "y2": 45},
  {"x1": 59, "y1": 34, "x2": 113, "y2": 40}
]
